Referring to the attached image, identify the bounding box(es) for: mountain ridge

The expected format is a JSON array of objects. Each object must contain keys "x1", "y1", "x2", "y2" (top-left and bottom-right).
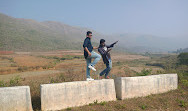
[{"x1": 0, "y1": 13, "x2": 187, "y2": 53}]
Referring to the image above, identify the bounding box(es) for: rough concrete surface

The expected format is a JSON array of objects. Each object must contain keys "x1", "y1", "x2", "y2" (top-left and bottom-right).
[
  {"x1": 41, "y1": 79, "x2": 116, "y2": 111},
  {"x1": 0, "y1": 86, "x2": 33, "y2": 111},
  {"x1": 114, "y1": 74, "x2": 178, "y2": 99}
]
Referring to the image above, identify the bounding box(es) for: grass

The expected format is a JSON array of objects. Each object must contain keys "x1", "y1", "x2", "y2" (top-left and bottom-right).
[
  {"x1": 140, "y1": 104, "x2": 147, "y2": 110},
  {"x1": 136, "y1": 68, "x2": 152, "y2": 76},
  {"x1": 178, "y1": 100, "x2": 187, "y2": 108},
  {"x1": 66, "y1": 107, "x2": 72, "y2": 110},
  {"x1": 27, "y1": 70, "x2": 187, "y2": 111},
  {"x1": 65, "y1": 88, "x2": 187, "y2": 111},
  {"x1": 0, "y1": 52, "x2": 187, "y2": 111},
  {"x1": 99, "y1": 101, "x2": 107, "y2": 106},
  {"x1": 37, "y1": 55, "x2": 84, "y2": 61},
  {"x1": 0, "y1": 76, "x2": 22, "y2": 87},
  {"x1": 114, "y1": 104, "x2": 126, "y2": 110}
]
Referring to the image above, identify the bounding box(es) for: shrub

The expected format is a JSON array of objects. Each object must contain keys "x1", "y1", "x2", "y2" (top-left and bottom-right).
[
  {"x1": 179, "y1": 100, "x2": 187, "y2": 107},
  {"x1": 17, "y1": 66, "x2": 28, "y2": 72},
  {"x1": 49, "y1": 77, "x2": 56, "y2": 83},
  {"x1": 136, "y1": 68, "x2": 152, "y2": 76},
  {"x1": 0, "y1": 81, "x2": 7, "y2": 87},
  {"x1": 99, "y1": 101, "x2": 107, "y2": 106},
  {"x1": 9, "y1": 76, "x2": 22, "y2": 86},
  {"x1": 178, "y1": 53, "x2": 188, "y2": 65},
  {"x1": 0, "y1": 76, "x2": 22, "y2": 87},
  {"x1": 93, "y1": 100, "x2": 98, "y2": 104},
  {"x1": 66, "y1": 107, "x2": 72, "y2": 110},
  {"x1": 140, "y1": 105, "x2": 147, "y2": 110},
  {"x1": 10, "y1": 64, "x2": 17, "y2": 67},
  {"x1": 146, "y1": 63, "x2": 165, "y2": 69}
]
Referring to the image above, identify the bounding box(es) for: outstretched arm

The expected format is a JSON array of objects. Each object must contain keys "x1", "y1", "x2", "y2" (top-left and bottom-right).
[{"x1": 107, "y1": 41, "x2": 118, "y2": 48}]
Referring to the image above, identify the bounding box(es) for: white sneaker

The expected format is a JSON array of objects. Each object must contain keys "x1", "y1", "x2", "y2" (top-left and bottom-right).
[
  {"x1": 86, "y1": 77, "x2": 94, "y2": 81},
  {"x1": 88, "y1": 65, "x2": 96, "y2": 71}
]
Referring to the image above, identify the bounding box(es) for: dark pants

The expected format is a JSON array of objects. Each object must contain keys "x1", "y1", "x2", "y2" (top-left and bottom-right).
[{"x1": 100, "y1": 59, "x2": 112, "y2": 78}]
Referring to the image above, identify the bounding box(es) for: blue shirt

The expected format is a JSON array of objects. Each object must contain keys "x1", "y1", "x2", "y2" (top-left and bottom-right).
[{"x1": 83, "y1": 37, "x2": 93, "y2": 59}]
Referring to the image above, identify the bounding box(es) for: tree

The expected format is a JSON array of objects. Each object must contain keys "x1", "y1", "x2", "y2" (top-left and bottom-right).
[{"x1": 178, "y1": 53, "x2": 188, "y2": 65}]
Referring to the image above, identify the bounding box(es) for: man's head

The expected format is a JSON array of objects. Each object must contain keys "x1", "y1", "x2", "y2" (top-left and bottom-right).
[
  {"x1": 100, "y1": 39, "x2": 105, "y2": 46},
  {"x1": 86, "y1": 31, "x2": 92, "y2": 38}
]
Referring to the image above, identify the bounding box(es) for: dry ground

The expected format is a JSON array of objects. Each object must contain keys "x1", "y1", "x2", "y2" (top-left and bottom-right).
[{"x1": 0, "y1": 50, "x2": 187, "y2": 111}]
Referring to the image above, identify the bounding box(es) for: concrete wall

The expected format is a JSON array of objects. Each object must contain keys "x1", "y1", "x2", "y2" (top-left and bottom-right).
[
  {"x1": 114, "y1": 74, "x2": 178, "y2": 100},
  {"x1": 41, "y1": 79, "x2": 116, "y2": 111},
  {"x1": 0, "y1": 86, "x2": 33, "y2": 111}
]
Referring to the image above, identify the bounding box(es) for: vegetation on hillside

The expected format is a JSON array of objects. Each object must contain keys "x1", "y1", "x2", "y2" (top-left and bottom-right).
[
  {"x1": 0, "y1": 13, "x2": 101, "y2": 51},
  {"x1": 1, "y1": 13, "x2": 187, "y2": 53}
]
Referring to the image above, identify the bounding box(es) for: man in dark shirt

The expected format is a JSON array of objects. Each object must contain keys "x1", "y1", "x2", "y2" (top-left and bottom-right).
[
  {"x1": 83, "y1": 31, "x2": 101, "y2": 81},
  {"x1": 98, "y1": 39, "x2": 118, "y2": 79}
]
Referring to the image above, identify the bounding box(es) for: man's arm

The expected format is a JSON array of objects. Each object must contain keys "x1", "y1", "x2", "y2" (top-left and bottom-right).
[
  {"x1": 84, "y1": 47, "x2": 91, "y2": 56},
  {"x1": 107, "y1": 41, "x2": 118, "y2": 48},
  {"x1": 107, "y1": 48, "x2": 112, "y2": 52},
  {"x1": 93, "y1": 47, "x2": 98, "y2": 49}
]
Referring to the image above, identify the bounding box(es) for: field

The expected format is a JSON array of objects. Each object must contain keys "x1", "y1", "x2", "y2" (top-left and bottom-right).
[{"x1": 0, "y1": 50, "x2": 187, "y2": 111}]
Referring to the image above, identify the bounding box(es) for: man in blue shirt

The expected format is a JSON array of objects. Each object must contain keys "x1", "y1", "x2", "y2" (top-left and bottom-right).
[{"x1": 83, "y1": 31, "x2": 101, "y2": 81}]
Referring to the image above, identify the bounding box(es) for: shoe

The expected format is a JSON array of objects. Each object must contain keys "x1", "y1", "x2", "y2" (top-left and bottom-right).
[
  {"x1": 88, "y1": 65, "x2": 96, "y2": 71},
  {"x1": 105, "y1": 76, "x2": 110, "y2": 79},
  {"x1": 86, "y1": 77, "x2": 94, "y2": 81}
]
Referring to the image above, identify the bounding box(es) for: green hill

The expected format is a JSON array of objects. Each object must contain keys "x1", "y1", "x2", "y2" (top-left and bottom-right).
[
  {"x1": 0, "y1": 13, "x2": 102, "y2": 51},
  {"x1": 0, "y1": 13, "x2": 187, "y2": 53}
]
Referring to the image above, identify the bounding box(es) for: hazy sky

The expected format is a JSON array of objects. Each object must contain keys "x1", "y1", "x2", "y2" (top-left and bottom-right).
[{"x1": 0, "y1": 0, "x2": 188, "y2": 37}]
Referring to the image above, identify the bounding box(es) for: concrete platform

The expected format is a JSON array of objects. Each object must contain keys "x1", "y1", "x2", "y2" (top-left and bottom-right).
[
  {"x1": 0, "y1": 86, "x2": 33, "y2": 111},
  {"x1": 114, "y1": 74, "x2": 178, "y2": 100},
  {"x1": 41, "y1": 79, "x2": 116, "y2": 111}
]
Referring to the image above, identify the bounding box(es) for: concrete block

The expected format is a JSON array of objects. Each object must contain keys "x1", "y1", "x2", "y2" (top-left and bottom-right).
[
  {"x1": 114, "y1": 74, "x2": 178, "y2": 99},
  {"x1": 41, "y1": 79, "x2": 116, "y2": 111},
  {"x1": 0, "y1": 86, "x2": 33, "y2": 111}
]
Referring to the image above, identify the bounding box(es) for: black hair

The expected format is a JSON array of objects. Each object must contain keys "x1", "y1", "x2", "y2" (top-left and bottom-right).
[
  {"x1": 100, "y1": 39, "x2": 105, "y2": 44},
  {"x1": 86, "y1": 31, "x2": 92, "y2": 36}
]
